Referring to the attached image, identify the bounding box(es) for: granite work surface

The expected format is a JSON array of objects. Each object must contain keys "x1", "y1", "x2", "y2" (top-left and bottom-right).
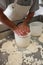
[{"x1": 0, "y1": 33, "x2": 43, "y2": 65}]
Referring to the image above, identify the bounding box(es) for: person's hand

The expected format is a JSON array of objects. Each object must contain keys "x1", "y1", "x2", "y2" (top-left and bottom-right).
[{"x1": 14, "y1": 23, "x2": 30, "y2": 36}]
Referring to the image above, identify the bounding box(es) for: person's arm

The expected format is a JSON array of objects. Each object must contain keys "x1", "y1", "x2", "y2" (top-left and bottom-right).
[
  {"x1": 0, "y1": 7, "x2": 17, "y2": 31},
  {"x1": 23, "y1": 12, "x2": 34, "y2": 24},
  {"x1": 23, "y1": 0, "x2": 39, "y2": 24}
]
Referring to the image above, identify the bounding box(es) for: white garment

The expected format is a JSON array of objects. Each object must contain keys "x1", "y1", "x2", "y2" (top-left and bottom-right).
[{"x1": 4, "y1": 3, "x2": 31, "y2": 21}]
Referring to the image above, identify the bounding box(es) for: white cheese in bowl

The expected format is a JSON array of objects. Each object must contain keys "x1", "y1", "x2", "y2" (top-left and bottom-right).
[{"x1": 14, "y1": 33, "x2": 31, "y2": 48}]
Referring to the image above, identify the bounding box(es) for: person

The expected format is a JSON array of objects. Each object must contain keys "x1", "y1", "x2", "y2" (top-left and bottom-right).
[{"x1": 0, "y1": 0, "x2": 39, "y2": 36}]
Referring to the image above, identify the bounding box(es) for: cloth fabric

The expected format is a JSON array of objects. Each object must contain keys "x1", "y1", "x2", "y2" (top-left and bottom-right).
[
  {"x1": 0, "y1": 0, "x2": 14, "y2": 10},
  {"x1": 0, "y1": 0, "x2": 39, "y2": 11},
  {"x1": 0, "y1": 0, "x2": 39, "y2": 25},
  {"x1": 17, "y1": 0, "x2": 39, "y2": 12}
]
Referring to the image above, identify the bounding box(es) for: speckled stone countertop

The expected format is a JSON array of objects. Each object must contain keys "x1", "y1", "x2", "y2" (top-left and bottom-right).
[{"x1": 0, "y1": 33, "x2": 43, "y2": 65}]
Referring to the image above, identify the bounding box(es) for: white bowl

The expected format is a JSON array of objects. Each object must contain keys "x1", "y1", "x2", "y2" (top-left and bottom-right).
[
  {"x1": 29, "y1": 22, "x2": 43, "y2": 36},
  {"x1": 14, "y1": 33, "x2": 31, "y2": 48}
]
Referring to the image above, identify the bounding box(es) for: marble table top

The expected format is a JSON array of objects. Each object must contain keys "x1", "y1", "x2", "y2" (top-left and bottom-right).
[{"x1": 0, "y1": 33, "x2": 43, "y2": 65}]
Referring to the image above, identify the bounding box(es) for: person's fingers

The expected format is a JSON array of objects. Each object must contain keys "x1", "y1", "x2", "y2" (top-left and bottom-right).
[
  {"x1": 14, "y1": 23, "x2": 30, "y2": 36},
  {"x1": 26, "y1": 26, "x2": 29, "y2": 32},
  {"x1": 14, "y1": 27, "x2": 20, "y2": 35}
]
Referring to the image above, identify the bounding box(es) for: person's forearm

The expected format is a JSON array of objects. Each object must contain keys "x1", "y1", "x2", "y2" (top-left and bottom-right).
[
  {"x1": 24, "y1": 12, "x2": 34, "y2": 23},
  {"x1": 0, "y1": 8, "x2": 16, "y2": 31}
]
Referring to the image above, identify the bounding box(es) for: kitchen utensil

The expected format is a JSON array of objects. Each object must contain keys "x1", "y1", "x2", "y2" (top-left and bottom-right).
[
  {"x1": 14, "y1": 33, "x2": 31, "y2": 48},
  {"x1": 29, "y1": 22, "x2": 43, "y2": 36}
]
